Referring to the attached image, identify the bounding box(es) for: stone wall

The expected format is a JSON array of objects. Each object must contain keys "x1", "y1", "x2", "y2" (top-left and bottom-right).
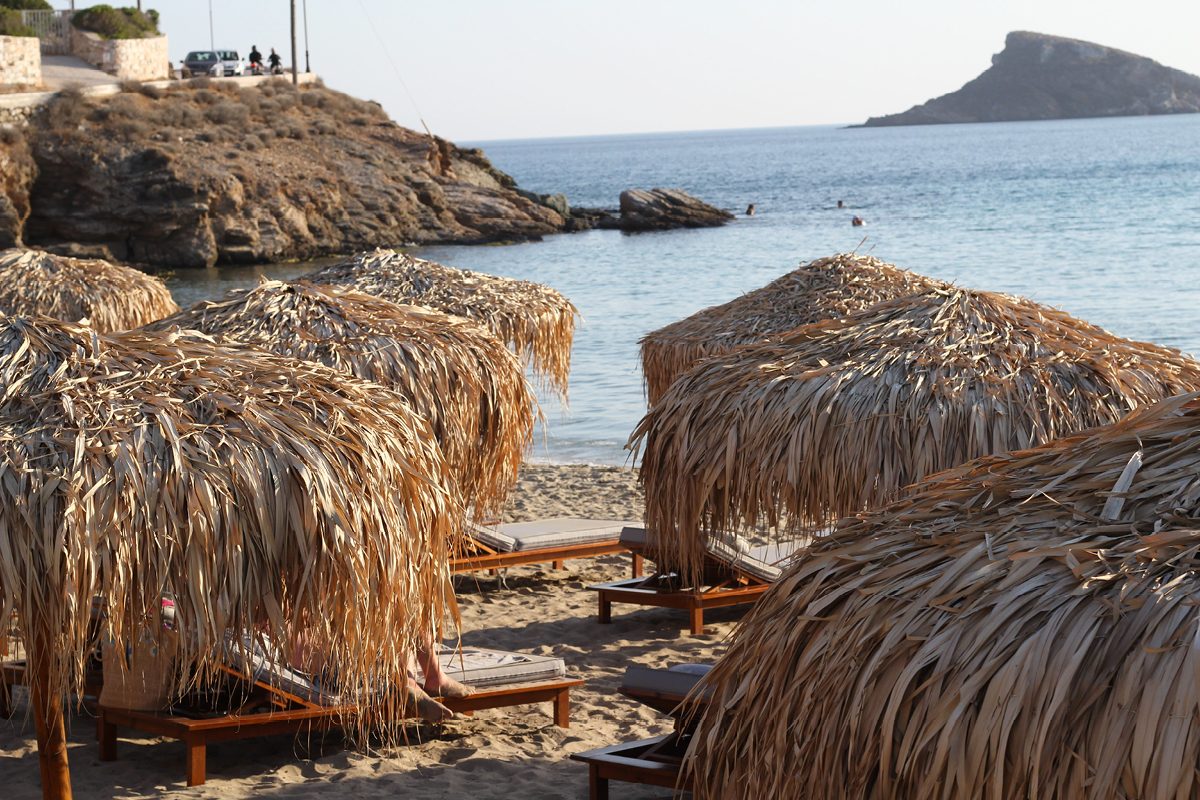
[
  {"x1": 0, "y1": 34, "x2": 41, "y2": 88},
  {"x1": 72, "y1": 31, "x2": 168, "y2": 81}
]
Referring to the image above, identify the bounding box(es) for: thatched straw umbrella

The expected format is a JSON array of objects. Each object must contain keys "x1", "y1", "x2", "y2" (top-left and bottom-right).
[
  {"x1": 143, "y1": 279, "x2": 535, "y2": 517},
  {"x1": 0, "y1": 248, "x2": 179, "y2": 332},
  {"x1": 686, "y1": 391, "x2": 1200, "y2": 800},
  {"x1": 632, "y1": 286, "x2": 1200, "y2": 583},
  {"x1": 301, "y1": 248, "x2": 578, "y2": 400},
  {"x1": 0, "y1": 314, "x2": 460, "y2": 800},
  {"x1": 638, "y1": 254, "x2": 945, "y2": 405}
]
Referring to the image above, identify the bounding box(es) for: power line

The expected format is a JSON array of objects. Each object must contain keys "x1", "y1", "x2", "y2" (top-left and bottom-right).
[{"x1": 354, "y1": 0, "x2": 433, "y2": 138}]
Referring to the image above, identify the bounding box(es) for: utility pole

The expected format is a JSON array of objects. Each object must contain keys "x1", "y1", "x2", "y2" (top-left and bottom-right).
[
  {"x1": 290, "y1": 0, "x2": 298, "y2": 85},
  {"x1": 303, "y1": 0, "x2": 310, "y2": 74},
  {"x1": 208, "y1": 0, "x2": 214, "y2": 50}
]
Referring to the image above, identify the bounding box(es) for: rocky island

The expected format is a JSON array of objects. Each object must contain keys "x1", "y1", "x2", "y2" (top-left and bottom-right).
[{"x1": 860, "y1": 31, "x2": 1200, "y2": 127}]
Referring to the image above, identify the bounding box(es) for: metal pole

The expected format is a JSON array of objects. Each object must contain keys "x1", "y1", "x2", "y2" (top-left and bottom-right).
[
  {"x1": 208, "y1": 0, "x2": 214, "y2": 50},
  {"x1": 302, "y1": 0, "x2": 310, "y2": 74},
  {"x1": 290, "y1": 0, "x2": 298, "y2": 85}
]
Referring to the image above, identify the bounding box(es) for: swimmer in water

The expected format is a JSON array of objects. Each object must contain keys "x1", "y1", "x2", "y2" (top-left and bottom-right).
[
  {"x1": 851, "y1": 216, "x2": 865, "y2": 226},
  {"x1": 746, "y1": 204, "x2": 755, "y2": 216}
]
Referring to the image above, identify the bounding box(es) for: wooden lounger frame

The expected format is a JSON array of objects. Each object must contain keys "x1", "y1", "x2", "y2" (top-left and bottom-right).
[
  {"x1": 571, "y1": 679, "x2": 707, "y2": 799},
  {"x1": 589, "y1": 546, "x2": 772, "y2": 634},
  {"x1": 451, "y1": 529, "x2": 643, "y2": 577},
  {"x1": 3, "y1": 659, "x2": 582, "y2": 787}
]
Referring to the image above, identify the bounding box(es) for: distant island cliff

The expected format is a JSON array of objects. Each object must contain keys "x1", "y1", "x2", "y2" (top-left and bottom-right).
[{"x1": 859, "y1": 31, "x2": 1200, "y2": 127}]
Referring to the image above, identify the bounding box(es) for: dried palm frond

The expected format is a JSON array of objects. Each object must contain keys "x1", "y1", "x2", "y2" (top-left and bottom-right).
[
  {"x1": 0, "y1": 248, "x2": 179, "y2": 332},
  {"x1": 639, "y1": 254, "x2": 944, "y2": 405},
  {"x1": 632, "y1": 286, "x2": 1200, "y2": 584},
  {"x1": 0, "y1": 314, "x2": 461, "y2": 776},
  {"x1": 302, "y1": 248, "x2": 578, "y2": 399},
  {"x1": 144, "y1": 279, "x2": 535, "y2": 517},
  {"x1": 688, "y1": 391, "x2": 1200, "y2": 800}
]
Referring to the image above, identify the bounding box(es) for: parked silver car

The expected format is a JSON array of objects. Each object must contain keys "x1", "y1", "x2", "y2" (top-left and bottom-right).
[{"x1": 215, "y1": 50, "x2": 244, "y2": 77}]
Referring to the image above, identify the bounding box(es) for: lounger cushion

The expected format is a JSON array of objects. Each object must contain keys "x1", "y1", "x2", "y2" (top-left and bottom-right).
[
  {"x1": 470, "y1": 518, "x2": 637, "y2": 553},
  {"x1": 621, "y1": 665, "x2": 713, "y2": 701},
  {"x1": 620, "y1": 526, "x2": 802, "y2": 583},
  {"x1": 421, "y1": 646, "x2": 566, "y2": 688}
]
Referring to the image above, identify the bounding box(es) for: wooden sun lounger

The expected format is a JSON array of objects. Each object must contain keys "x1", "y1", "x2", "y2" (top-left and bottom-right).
[
  {"x1": 451, "y1": 519, "x2": 644, "y2": 578},
  {"x1": 4, "y1": 658, "x2": 582, "y2": 786},
  {"x1": 1, "y1": 659, "x2": 104, "y2": 720},
  {"x1": 589, "y1": 529, "x2": 782, "y2": 634},
  {"x1": 96, "y1": 664, "x2": 584, "y2": 786},
  {"x1": 571, "y1": 667, "x2": 708, "y2": 800}
]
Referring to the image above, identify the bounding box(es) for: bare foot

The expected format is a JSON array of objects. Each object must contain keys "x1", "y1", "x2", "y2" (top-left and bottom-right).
[
  {"x1": 405, "y1": 682, "x2": 452, "y2": 722},
  {"x1": 425, "y1": 674, "x2": 475, "y2": 699}
]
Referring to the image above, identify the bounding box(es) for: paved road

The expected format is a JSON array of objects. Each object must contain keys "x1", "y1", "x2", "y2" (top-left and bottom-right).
[{"x1": 40, "y1": 55, "x2": 118, "y2": 90}]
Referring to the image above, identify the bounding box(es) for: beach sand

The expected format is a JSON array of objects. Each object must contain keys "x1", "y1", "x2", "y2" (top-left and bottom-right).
[{"x1": 1, "y1": 464, "x2": 748, "y2": 799}]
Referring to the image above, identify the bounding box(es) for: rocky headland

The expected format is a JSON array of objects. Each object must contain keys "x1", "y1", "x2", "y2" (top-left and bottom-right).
[
  {"x1": 860, "y1": 31, "x2": 1200, "y2": 127},
  {"x1": 1, "y1": 79, "x2": 730, "y2": 269}
]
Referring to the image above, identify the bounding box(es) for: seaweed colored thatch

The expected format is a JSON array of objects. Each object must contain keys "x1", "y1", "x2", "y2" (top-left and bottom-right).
[
  {"x1": 632, "y1": 287, "x2": 1200, "y2": 584},
  {"x1": 638, "y1": 254, "x2": 944, "y2": 405},
  {"x1": 0, "y1": 315, "x2": 460, "y2": 799},
  {"x1": 144, "y1": 279, "x2": 535, "y2": 517},
  {"x1": 0, "y1": 248, "x2": 178, "y2": 332},
  {"x1": 302, "y1": 249, "x2": 578, "y2": 400},
  {"x1": 687, "y1": 391, "x2": 1200, "y2": 800}
]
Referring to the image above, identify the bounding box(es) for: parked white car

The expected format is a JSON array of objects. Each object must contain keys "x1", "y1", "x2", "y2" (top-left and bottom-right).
[{"x1": 215, "y1": 50, "x2": 245, "y2": 77}]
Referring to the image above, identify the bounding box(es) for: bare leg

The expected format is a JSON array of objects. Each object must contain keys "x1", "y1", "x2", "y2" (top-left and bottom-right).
[
  {"x1": 414, "y1": 636, "x2": 474, "y2": 699},
  {"x1": 404, "y1": 652, "x2": 453, "y2": 722}
]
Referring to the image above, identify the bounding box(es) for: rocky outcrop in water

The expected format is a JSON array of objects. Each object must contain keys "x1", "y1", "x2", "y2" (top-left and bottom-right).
[
  {"x1": 614, "y1": 188, "x2": 734, "y2": 231},
  {"x1": 861, "y1": 31, "x2": 1200, "y2": 127},
  {"x1": 14, "y1": 81, "x2": 570, "y2": 268}
]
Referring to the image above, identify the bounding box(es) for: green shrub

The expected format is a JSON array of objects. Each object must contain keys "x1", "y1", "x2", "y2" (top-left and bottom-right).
[
  {"x1": 71, "y1": 5, "x2": 160, "y2": 39},
  {"x1": 0, "y1": 8, "x2": 36, "y2": 35},
  {"x1": 0, "y1": 0, "x2": 53, "y2": 10}
]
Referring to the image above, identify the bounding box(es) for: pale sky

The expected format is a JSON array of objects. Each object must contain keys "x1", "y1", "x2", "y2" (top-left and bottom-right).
[{"x1": 91, "y1": 1, "x2": 1200, "y2": 141}]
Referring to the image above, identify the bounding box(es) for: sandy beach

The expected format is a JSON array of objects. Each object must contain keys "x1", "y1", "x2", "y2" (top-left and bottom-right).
[{"x1": 1, "y1": 464, "x2": 746, "y2": 800}]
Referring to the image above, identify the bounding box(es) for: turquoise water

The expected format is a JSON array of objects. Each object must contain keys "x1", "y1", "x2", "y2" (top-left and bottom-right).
[{"x1": 166, "y1": 115, "x2": 1200, "y2": 465}]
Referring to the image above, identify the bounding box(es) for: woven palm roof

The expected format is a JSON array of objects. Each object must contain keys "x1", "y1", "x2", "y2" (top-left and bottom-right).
[
  {"x1": 0, "y1": 247, "x2": 178, "y2": 332},
  {"x1": 144, "y1": 279, "x2": 535, "y2": 516},
  {"x1": 302, "y1": 248, "x2": 578, "y2": 399},
  {"x1": 687, "y1": 391, "x2": 1200, "y2": 800},
  {"x1": 632, "y1": 286, "x2": 1200, "y2": 583},
  {"x1": 638, "y1": 253, "x2": 945, "y2": 405},
  {"x1": 0, "y1": 314, "x2": 461, "y2": 783}
]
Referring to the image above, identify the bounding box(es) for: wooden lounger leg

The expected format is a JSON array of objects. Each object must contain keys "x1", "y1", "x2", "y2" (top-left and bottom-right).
[
  {"x1": 186, "y1": 736, "x2": 207, "y2": 786},
  {"x1": 552, "y1": 559, "x2": 565, "y2": 570},
  {"x1": 689, "y1": 607, "x2": 705, "y2": 636},
  {"x1": 553, "y1": 686, "x2": 570, "y2": 728},
  {"x1": 0, "y1": 679, "x2": 10, "y2": 719},
  {"x1": 597, "y1": 592, "x2": 611, "y2": 624},
  {"x1": 97, "y1": 709, "x2": 117, "y2": 762},
  {"x1": 631, "y1": 553, "x2": 644, "y2": 578},
  {"x1": 589, "y1": 763, "x2": 609, "y2": 800}
]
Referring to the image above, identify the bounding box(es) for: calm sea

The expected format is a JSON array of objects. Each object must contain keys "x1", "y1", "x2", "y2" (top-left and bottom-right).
[{"x1": 166, "y1": 116, "x2": 1200, "y2": 466}]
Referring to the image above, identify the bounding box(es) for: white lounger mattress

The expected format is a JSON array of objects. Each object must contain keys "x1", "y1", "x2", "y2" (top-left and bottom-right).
[
  {"x1": 469, "y1": 517, "x2": 639, "y2": 553},
  {"x1": 421, "y1": 646, "x2": 566, "y2": 688},
  {"x1": 619, "y1": 526, "x2": 802, "y2": 583}
]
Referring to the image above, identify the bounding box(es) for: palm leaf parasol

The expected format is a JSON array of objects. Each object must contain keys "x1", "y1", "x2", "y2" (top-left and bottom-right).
[
  {"x1": 143, "y1": 279, "x2": 535, "y2": 517},
  {"x1": 0, "y1": 315, "x2": 460, "y2": 800},
  {"x1": 638, "y1": 253, "x2": 944, "y2": 405},
  {"x1": 301, "y1": 248, "x2": 578, "y2": 400},
  {"x1": 687, "y1": 391, "x2": 1200, "y2": 800},
  {"x1": 632, "y1": 286, "x2": 1200, "y2": 583},
  {"x1": 0, "y1": 248, "x2": 179, "y2": 332}
]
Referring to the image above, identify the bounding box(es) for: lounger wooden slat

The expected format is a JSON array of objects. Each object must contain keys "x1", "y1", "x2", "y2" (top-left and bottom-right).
[
  {"x1": 96, "y1": 676, "x2": 585, "y2": 786},
  {"x1": 452, "y1": 537, "x2": 643, "y2": 576},
  {"x1": 451, "y1": 519, "x2": 645, "y2": 577}
]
